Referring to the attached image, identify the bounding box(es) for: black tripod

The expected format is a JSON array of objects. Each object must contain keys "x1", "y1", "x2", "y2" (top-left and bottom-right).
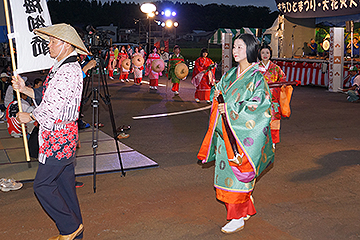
[{"x1": 80, "y1": 51, "x2": 126, "y2": 193}]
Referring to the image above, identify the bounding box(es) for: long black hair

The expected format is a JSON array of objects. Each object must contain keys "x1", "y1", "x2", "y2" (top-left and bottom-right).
[
  {"x1": 200, "y1": 47, "x2": 208, "y2": 57},
  {"x1": 235, "y1": 33, "x2": 259, "y2": 63},
  {"x1": 151, "y1": 45, "x2": 157, "y2": 52},
  {"x1": 258, "y1": 45, "x2": 272, "y2": 61}
]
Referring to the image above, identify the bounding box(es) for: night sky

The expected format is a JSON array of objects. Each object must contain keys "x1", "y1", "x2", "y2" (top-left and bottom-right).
[{"x1": 99, "y1": 0, "x2": 278, "y2": 12}]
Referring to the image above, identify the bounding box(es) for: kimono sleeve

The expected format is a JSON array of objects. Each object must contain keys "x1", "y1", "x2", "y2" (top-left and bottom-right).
[
  {"x1": 222, "y1": 72, "x2": 272, "y2": 182},
  {"x1": 276, "y1": 64, "x2": 287, "y2": 82},
  {"x1": 192, "y1": 58, "x2": 200, "y2": 78}
]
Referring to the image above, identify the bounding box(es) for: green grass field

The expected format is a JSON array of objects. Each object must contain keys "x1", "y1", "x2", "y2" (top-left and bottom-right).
[{"x1": 180, "y1": 48, "x2": 222, "y2": 63}]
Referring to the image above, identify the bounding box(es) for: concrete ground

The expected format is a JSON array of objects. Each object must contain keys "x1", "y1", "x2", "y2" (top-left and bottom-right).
[{"x1": 0, "y1": 74, "x2": 359, "y2": 240}]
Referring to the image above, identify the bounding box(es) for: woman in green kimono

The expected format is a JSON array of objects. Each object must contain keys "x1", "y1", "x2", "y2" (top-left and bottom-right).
[
  {"x1": 198, "y1": 34, "x2": 275, "y2": 234},
  {"x1": 167, "y1": 45, "x2": 185, "y2": 95}
]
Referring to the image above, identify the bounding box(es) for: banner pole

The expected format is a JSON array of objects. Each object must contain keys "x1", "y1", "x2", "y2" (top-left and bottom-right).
[{"x1": 3, "y1": 0, "x2": 31, "y2": 163}]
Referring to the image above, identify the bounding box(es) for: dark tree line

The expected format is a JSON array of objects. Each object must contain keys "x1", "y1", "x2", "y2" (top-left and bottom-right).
[{"x1": 47, "y1": 0, "x2": 279, "y2": 33}]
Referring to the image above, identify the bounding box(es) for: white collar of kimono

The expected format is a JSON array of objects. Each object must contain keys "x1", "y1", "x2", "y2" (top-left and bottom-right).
[
  {"x1": 53, "y1": 50, "x2": 78, "y2": 72},
  {"x1": 236, "y1": 62, "x2": 256, "y2": 78},
  {"x1": 225, "y1": 63, "x2": 256, "y2": 91},
  {"x1": 261, "y1": 60, "x2": 270, "y2": 70}
]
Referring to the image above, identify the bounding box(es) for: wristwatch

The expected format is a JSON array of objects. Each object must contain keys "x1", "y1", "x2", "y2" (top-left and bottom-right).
[{"x1": 29, "y1": 112, "x2": 35, "y2": 121}]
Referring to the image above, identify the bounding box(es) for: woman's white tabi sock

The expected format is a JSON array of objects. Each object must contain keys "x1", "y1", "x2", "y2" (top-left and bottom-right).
[{"x1": 221, "y1": 217, "x2": 244, "y2": 233}]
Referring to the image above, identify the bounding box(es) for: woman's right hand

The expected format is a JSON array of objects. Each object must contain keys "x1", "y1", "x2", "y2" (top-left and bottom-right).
[
  {"x1": 218, "y1": 103, "x2": 225, "y2": 114},
  {"x1": 214, "y1": 89, "x2": 221, "y2": 99},
  {"x1": 11, "y1": 75, "x2": 25, "y2": 92}
]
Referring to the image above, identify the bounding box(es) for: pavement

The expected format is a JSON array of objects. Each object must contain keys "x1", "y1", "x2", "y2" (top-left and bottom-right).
[{"x1": 0, "y1": 73, "x2": 359, "y2": 240}]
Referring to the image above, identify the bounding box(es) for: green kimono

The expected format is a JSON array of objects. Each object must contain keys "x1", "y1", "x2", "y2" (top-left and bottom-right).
[
  {"x1": 167, "y1": 53, "x2": 185, "y2": 83},
  {"x1": 198, "y1": 63, "x2": 275, "y2": 197}
]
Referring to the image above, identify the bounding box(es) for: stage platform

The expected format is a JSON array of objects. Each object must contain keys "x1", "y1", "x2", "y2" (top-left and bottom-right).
[{"x1": 0, "y1": 122, "x2": 158, "y2": 182}]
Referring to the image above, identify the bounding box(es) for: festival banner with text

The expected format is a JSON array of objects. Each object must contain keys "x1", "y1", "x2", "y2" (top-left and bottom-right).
[
  {"x1": 9, "y1": 0, "x2": 52, "y2": 74},
  {"x1": 275, "y1": 0, "x2": 360, "y2": 18}
]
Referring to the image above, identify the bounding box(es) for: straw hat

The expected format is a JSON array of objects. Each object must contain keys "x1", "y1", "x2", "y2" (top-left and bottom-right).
[
  {"x1": 132, "y1": 55, "x2": 144, "y2": 67},
  {"x1": 175, "y1": 63, "x2": 189, "y2": 79},
  {"x1": 122, "y1": 58, "x2": 131, "y2": 70},
  {"x1": 34, "y1": 23, "x2": 90, "y2": 55},
  {"x1": 151, "y1": 59, "x2": 165, "y2": 73}
]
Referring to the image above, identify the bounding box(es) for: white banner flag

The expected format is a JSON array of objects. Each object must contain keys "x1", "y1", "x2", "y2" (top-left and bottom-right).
[{"x1": 9, "y1": 0, "x2": 52, "y2": 74}]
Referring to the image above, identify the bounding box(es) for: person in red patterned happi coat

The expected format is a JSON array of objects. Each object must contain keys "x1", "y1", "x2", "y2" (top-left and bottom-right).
[{"x1": 13, "y1": 23, "x2": 88, "y2": 240}]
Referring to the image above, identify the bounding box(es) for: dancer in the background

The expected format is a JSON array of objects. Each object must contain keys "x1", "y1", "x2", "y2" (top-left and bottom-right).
[
  {"x1": 118, "y1": 45, "x2": 130, "y2": 82},
  {"x1": 198, "y1": 34, "x2": 274, "y2": 234},
  {"x1": 126, "y1": 44, "x2": 133, "y2": 58},
  {"x1": 112, "y1": 44, "x2": 119, "y2": 73},
  {"x1": 145, "y1": 46, "x2": 162, "y2": 90},
  {"x1": 159, "y1": 46, "x2": 169, "y2": 67},
  {"x1": 258, "y1": 45, "x2": 286, "y2": 146},
  {"x1": 113, "y1": 44, "x2": 119, "y2": 60},
  {"x1": 168, "y1": 45, "x2": 185, "y2": 95},
  {"x1": 105, "y1": 46, "x2": 115, "y2": 79},
  {"x1": 191, "y1": 48, "x2": 216, "y2": 103},
  {"x1": 132, "y1": 46, "x2": 144, "y2": 85},
  {"x1": 139, "y1": 45, "x2": 146, "y2": 59}
]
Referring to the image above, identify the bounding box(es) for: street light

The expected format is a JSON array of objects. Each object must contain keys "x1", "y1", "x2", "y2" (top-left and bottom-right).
[
  {"x1": 174, "y1": 22, "x2": 178, "y2": 44},
  {"x1": 161, "y1": 20, "x2": 179, "y2": 44},
  {"x1": 165, "y1": 20, "x2": 173, "y2": 28},
  {"x1": 140, "y1": 3, "x2": 156, "y2": 53},
  {"x1": 161, "y1": 9, "x2": 176, "y2": 17},
  {"x1": 140, "y1": 3, "x2": 156, "y2": 14}
]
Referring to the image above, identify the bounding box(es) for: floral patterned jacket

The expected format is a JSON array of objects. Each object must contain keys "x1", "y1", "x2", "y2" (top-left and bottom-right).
[{"x1": 32, "y1": 53, "x2": 83, "y2": 165}]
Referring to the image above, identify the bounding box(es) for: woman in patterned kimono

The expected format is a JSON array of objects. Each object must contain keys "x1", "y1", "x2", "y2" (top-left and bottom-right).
[
  {"x1": 258, "y1": 45, "x2": 286, "y2": 146},
  {"x1": 106, "y1": 46, "x2": 115, "y2": 80},
  {"x1": 145, "y1": 46, "x2": 162, "y2": 90},
  {"x1": 198, "y1": 34, "x2": 274, "y2": 234},
  {"x1": 132, "y1": 47, "x2": 144, "y2": 85},
  {"x1": 191, "y1": 48, "x2": 216, "y2": 103},
  {"x1": 118, "y1": 45, "x2": 130, "y2": 82}
]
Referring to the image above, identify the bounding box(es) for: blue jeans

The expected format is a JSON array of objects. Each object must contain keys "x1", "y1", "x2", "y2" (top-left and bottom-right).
[{"x1": 347, "y1": 90, "x2": 359, "y2": 102}]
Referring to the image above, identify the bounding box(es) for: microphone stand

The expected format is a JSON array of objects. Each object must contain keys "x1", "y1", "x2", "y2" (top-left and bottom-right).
[{"x1": 291, "y1": 25, "x2": 296, "y2": 58}]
